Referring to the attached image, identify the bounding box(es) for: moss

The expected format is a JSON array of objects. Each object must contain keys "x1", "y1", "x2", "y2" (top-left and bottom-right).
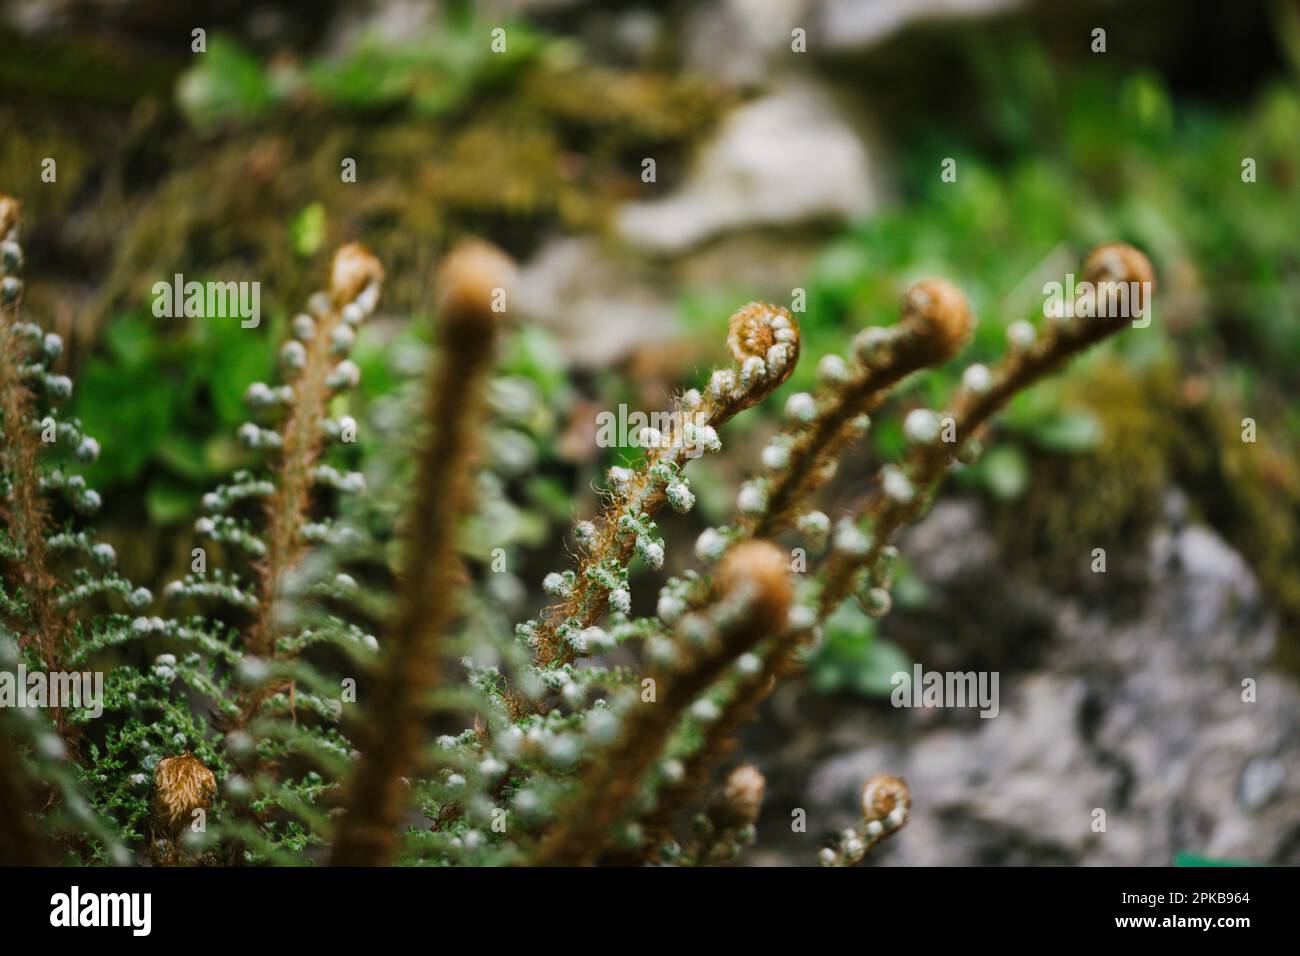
[
  {"x1": 3, "y1": 52, "x2": 727, "y2": 347},
  {"x1": 0, "y1": 28, "x2": 177, "y2": 106},
  {"x1": 992, "y1": 358, "x2": 1300, "y2": 667},
  {"x1": 523, "y1": 62, "x2": 729, "y2": 145},
  {"x1": 430, "y1": 115, "x2": 601, "y2": 225},
  {"x1": 1174, "y1": 385, "x2": 1300, "y2": 670},
  {"x1": 0, "y1": 109, "x2": 94, "y2": 220},
  {"x1": 994, "y1": 360, "x2": 1182, "y2": 591}
]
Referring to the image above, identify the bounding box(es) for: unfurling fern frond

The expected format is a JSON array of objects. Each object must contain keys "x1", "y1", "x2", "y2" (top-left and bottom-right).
[{"x1": 0, "y1": 180, "x2": 1155, "y2": 867}]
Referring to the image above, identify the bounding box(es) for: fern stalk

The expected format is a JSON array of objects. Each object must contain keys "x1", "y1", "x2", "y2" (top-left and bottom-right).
[
  {"x1": 0, "y1": 196, "x2": 69, "y2": 673},
  {"x1": 246, "y1": 244, "x2": 385, "y2": 659},
  {"x1": 330, "y1": 240, "x2": 513, "y2": 866},
  {"x1": 817, "y1": 243, "x2": 1155, "y2": 616},
  {"x1": 530, "y1": 541, "x2": 793, "y2": 866}
]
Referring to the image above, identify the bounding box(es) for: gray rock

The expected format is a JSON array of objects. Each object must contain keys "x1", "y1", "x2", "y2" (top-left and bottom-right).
[
  {"x1": 513, "y1": 238, "x2": 679, "y2": 368},
  {"x1": 682, "y1": 0, "x2": 814, "y2": 87},
  {"x1": 742, "y1": 499, "x2": 1300, "y2": 865},
  {"x1": 616, "y1": 83, "x2": 879, "y2": 254},
  {"x1": 1238, "y1": 757, "x2": 1285, "y2": 811},
  {"x1": 815, "y1": 0, "x2": 1024, "y2": 52}
]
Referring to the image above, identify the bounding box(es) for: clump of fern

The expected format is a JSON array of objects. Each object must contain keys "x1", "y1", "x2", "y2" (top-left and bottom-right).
[
  {"x1": 0, "y1": 184, "x2": 1155, "y2": 866},
  {"x1": 1, "y1": 195, "x2": 148, "y2": 863},
  {"x1": 150, "y1": 242, "x2": 387, "y2": 864}
]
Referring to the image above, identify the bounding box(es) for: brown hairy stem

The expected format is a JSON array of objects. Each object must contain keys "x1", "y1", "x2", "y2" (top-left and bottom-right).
[
  {"x1": 748, "y1": 278, "x2": 973, "y2": 538},
  {"x1": 817, "y1": 242, "x2": 1155, "y2": 617},
  {"x1": 330, "y1": 240, "x2": 512, "y2": 866},
  {"x1": 246, "y1": 244, "x2": 383, "y2": 659},
  {"x1": 628, "y1": 636, "x2": 798, "y2": 859},
  {"x1": 524, "y1": 304, "x2": 801, "y2": 680},
  {"x1": 0, "y1": 195, "x2": 69, "y2": 673},
  {"x1": 530, "y1": 541, "x2": 792, "y2": 866}
]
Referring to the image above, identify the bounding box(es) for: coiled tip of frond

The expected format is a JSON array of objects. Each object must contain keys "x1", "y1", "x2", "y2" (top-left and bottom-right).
[
  {"x1": 1082, "y1": 241, "x2": 1156, "y2": 293},
  {"x1": 0, "y1": 194, "x2": 20, "y2": 238},
  {"x1": 722, "y1": 763, "x2": 766, "y2": 827},
  {"x1": 151, "y1": 752, "x2": 217, "y2": 836},
  {"x1": 436, "y1": 239, "x2": 516, "y2": 337},
  {"x1": 329, "y1": 242, "x2": 385, "y2": 307},
  {"x1": 901, "y1": 278, "x2": 972, "y2": 363},
  {"x1": 727, "y1": 303, "x2": 800, "y2": 389},
  {"x1": 716, "y1": 540, "x2": 793, "y2": 622},
  {"x1": 860, "y1": 772, "x2": 910, "y2": 823}
]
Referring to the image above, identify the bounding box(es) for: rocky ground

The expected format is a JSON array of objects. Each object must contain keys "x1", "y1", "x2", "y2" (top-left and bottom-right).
[{"x1": 738, "y1": 493, "x2": 1300, "y2": 865}]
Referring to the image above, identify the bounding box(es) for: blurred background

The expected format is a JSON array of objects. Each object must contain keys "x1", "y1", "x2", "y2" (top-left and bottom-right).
[{"x1": 2, "y1": 0, "x2": 1298, "y2": 864}]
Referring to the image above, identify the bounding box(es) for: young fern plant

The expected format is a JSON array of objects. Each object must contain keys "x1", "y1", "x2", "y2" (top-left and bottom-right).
[
  {"x1": 633, "y1": 243, "x2": 1154, "y2": 867},
  {"x1": 156, "y1": 242, "x2": 386, "y2": 864},
  {"x1": 644, "y1": 243, "x2": 1154, "y2": 866},
  {"x1": 0, "y1": 196, "x2": 149, "y2": 690},
  {"x1": 511, "y1": 302, "x2": 802, "y2": 695},
  {"x1": 0, "y1": 194, "x2": 388, "y2": 864},
  {"x1": 326, "y1": 238, "x2": 1151, "y2": 868},
  {"x1": 330, "y1": 241, "x2": 515, "y2": 865},
  {"x1": 0, "y1": 194, "x2": 146, "y2": 863},
  {"x1": 0, "y1": 179, "x2": 1155, "y2": 867},
  {"x1": 819, "y1": 774, "x2": 912, "y2": 867}
]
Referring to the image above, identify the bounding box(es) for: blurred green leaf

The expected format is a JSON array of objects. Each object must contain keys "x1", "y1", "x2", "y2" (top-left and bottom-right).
[
  {"x1": 146, "y1": 475, "x2": 200, "y2": 525},
  {"x1": 525, "y1": 475, "x2": 575, "y2": 523},
  {"x1": 175, "y1": 35, "x2": 277, "y2": 128},
  {"x1": 808, "y1": 602, "x2": 912, "y2": 699},
  {"x1": 291, "y1": 203, "x2": 327, "y2": 257},
  {"x1": 979, "y1": 445, "x2": 1030, "y2": 500},
  {"x1": 197, "y1": 316, "x2": 274, "y2": 428},
  {"x1": 1028, "y1": 409, "x2": 1102, "y2": 453},
  {"x1": 154, "y1": 434, "x2": 210, "y2": 482},
  {"x1": 73, "y1": 356, "x2": 176, "y2": 485},
  {"x1": 851, "y1": 636, "x2": 912, "y2": 697}
]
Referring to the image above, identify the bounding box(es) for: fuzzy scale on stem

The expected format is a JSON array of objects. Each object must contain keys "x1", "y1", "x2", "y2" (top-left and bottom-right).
[{"x1": 148, "y1": 752, "x2": 217, "y2": 865}]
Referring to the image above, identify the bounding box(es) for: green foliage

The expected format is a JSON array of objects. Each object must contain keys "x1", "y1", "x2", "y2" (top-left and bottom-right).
[
  {"x1": 175, "y1": 35, "x2": 277, "y2": 129},
  {"x1": 7, "y1": 16, "x2": 1298, "y2": 870},
  {"x1": 683, "y1": 55, "x2": 1299, "y2": 505},
  {"x1": 176, "y1": 15, "x2": 545, "y2": 129},
  {"x1": 70, "y1": 312, "x2": 273, "y2": 523},
  {"x1": 808, "y1": 602, "x2": 912, "y2": 698}
]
